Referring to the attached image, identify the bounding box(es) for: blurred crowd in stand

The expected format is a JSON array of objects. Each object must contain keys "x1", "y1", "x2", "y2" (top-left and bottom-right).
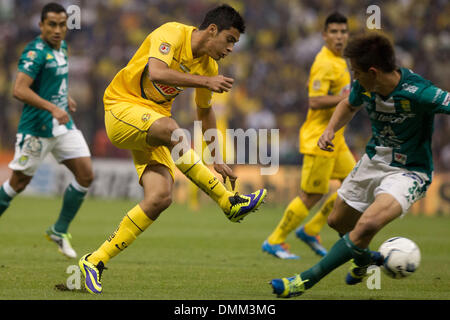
[{"x1": 1, "y1": 0, "x2": 449, "y2": 170}]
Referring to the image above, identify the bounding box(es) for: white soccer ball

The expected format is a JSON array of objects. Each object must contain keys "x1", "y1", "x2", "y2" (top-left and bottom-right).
[{"x1": 378, "y1": 237, "x2": 421, "y2": 279}]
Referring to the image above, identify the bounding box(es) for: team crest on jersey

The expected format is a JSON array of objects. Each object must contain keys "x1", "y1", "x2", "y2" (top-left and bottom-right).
[
  {"x1": 312, "y1": 80, "x2": 321, "y2": 91},
  {"x1": 159, "y1": 42, "x2": 171, "y2": 55},
  {"x1": 27, "y1": 51, "x2": 37, "y2": 60},
  {"x1": 400, "y1": 100, "x2": 411, "y2": 112},
  {"x1": 141, "y1": 113, "x2": 151, "y2": 122},
  {"x1": 18, "y1": 155, "x2": 29, "y2": 166}
]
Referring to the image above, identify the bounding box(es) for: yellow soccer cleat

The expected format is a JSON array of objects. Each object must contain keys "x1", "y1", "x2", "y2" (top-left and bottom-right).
[
  {"x1": 223, "y1": 189, "x2": 267, "y2": 222},
  {"x1": 79, "y1": 253, "x2": 107, "y2": 294},
  {"x1": 270, "y1": 274, "x2": 307, "y2": 298}
]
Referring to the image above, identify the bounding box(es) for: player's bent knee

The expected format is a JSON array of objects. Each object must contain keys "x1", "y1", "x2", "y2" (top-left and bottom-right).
[
  {"x1": 141, "y1": 191, "x2": 173, "y2": 217},
  {"x1": 147, "y1": 117, "x2": 182, "y2": 149},
  {"x1": 10, "y1": 173, "x2": 32, "y2": 193},
  {"x1": 76, "y1": 171, "x2": 94, "y2": 188},
  {"x1": 353, "y1": 218, "x2": 382, "y2": 239},
  {"x1": 327, "y1": 214, "x2": 342, "y2": 232}
]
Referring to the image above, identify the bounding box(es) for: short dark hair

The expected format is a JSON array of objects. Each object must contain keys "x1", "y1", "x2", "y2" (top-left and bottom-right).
[
  {"x1": 324, "y1": 12, "x2": 347, "y2": 30},
  {"x1": 41, "y1": 2, "x2": 67, "y2": 22},
  {"x1": 199, "y1": 4, "x2": 245, "y2": 34},
  {"x1": 344, "y1": 33, "x2": 396, "y2": 72}
]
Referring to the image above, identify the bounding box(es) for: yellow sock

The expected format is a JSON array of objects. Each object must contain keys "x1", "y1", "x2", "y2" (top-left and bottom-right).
[
  {"x1": 267, "y1": 196, "x2": 309, "y2": 244},
  {"x1": 175, "y1": 149, "x2": 232, "y2": 210},
  {"x1": 303, "y1": 192, "x2": 337, "y2": 236},
  {"x1": 88, "y1": 204, "x2": 153, "y2": 265}
]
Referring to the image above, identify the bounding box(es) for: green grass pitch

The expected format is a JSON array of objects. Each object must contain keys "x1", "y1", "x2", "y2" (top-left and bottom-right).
[{"x1": 0, "y1": 196, "x2": 449, "y2": 300}]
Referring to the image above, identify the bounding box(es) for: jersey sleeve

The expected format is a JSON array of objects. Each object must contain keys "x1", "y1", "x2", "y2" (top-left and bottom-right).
[
  {"x1": 148, "y1": 24, "x2": 183, "y2": 66},
  {"x1": 195, "y1": 59, "x2": 218, "y2": 109},
  {"x1": 419, "y1": 85, "x2": 450, "y2": 114},
  {"x1": 308, "y1": 60, "x2": 333, "y2": 97},
  {"x1": 348, "y1": 80, "x2": 365, "y2": 107},
  {"x1": 17, "y1": 43, "x2": 46, "y2": 79}
]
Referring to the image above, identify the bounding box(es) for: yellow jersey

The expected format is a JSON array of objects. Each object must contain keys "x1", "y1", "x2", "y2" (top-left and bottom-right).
[
  {"x1": 104, "y1": 22, "x2": 218, "y2": 116},
  {"x1": 300, "y1": 46, "x2": 351, "y2": 157}
]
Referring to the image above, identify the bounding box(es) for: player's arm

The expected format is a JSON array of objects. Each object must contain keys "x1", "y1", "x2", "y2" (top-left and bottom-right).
[
  {"x1": 420, "y1": 85, "x2": 450, "y2": 114},
  {"x1": 309, "y1": 93, "x2": 349, "y2": 110},
  {"x1": 197, "y1": 106, "x2": 237, "y2": 189},
  {"x1": 148, "y1": 58, "x2": 233, "y2": 93},
  {"x1": 318, "y1": 97, "x2": 361, "y2": 151},
  {"x1": 68, "y1": 96, "x2": 77, "y2": 112},
  {"x1": 13, "y1": 72, "x2": 69, "y2": 124}
]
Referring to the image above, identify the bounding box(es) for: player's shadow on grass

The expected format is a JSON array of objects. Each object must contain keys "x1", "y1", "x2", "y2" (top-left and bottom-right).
[{"x1": 54, "y1": 283, "x2": 89, "y2": 294}]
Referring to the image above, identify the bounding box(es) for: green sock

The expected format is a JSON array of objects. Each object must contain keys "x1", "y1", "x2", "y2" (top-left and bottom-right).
[
  {"x1": 53, "y1": 182, "x2": 87, "y2": 233},
  {"x1": 300, "y1": 233, "x2": 371, "y2": 290},
  {"x1": 0, "y1": 181, "x2": 17, "y2": 217},
  {"x1": 0, "y1": 186, "x2": 12, "y2": 217}
]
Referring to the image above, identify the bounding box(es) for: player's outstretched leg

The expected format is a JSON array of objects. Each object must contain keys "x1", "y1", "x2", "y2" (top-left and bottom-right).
[
  {"x1": 345, "y1": 251, "x2": 384, "y2": 285},
  {"x1": 270, "y1": 233, "x2": 371, "y2": 297},
  {"x1": 175, "y1": 149, "x2": 266, "y2": 222}
]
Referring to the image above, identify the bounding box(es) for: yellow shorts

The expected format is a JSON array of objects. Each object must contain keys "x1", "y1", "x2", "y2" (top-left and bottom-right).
[
  {"x1": 104, "y1": 101, "x2": 175, "y2": 182},
  {"x1": 300, "y1": 148, "x2": 356, "y2": 194}
]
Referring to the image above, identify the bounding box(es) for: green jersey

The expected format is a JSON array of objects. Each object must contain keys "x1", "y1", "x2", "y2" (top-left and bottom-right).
[
  {"x1": 17, "y1": 36, "x2": 74, "y2": 137},
  {"x1": 349, "y1": 67, "x2": 450, "y2": 179}
]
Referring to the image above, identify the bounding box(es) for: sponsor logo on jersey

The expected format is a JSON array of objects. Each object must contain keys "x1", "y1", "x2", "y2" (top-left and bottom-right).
[
  {"x1": 153, "y1": 82, "x2": 183, "y2": 97},
  {"x1": 369, "y1": 112, "x2": 416, "y2": 124},
  {"x1": 394, "y1": 152, "x2": 407, "y2": 165},
  {"x1": 23, "y1": 61, "x2": 33, "y2": 71},
  {"x1": 402, "y1": 83, "x2": 418, "y2": 94},
  {"x1": 56, "y1": 65, "x2": 69, "y2": 75},
  {"x1": 159, "y1": 42, "x2": 171, "y2": 55},
  {"x1": 46, "y1": 53, "x2": 54, "y2": 60}
]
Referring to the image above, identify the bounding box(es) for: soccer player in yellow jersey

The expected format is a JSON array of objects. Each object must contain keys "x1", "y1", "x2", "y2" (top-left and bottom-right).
[
  {"x1": 79, "y1": 5, "x2": 266, "y2": 294},
  {"x1": 263, "y1": 12, "x2": 355, "y2": 259}
]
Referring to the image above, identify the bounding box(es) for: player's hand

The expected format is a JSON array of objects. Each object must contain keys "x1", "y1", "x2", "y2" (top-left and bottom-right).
[
  {"x1": 318, "y1": 128, "x2": 335, "y2": 152},
  {"x1": 51, "y1": 106, "x2": 70, "y2": 125},
  {"x1": 68, "y1": 96, "x2": 77, "y2": 112},
  {"x1": 214, "y1": 163, "x2": 237, "y2": 191},
  {"x1": 206, "y1": 75, "x2": 234, "y2": 93}
]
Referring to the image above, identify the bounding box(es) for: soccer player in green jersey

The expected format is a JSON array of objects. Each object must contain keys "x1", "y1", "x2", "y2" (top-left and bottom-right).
[
  {"x1": 0, "y1": 3, "x2": 93, "y2": 258},
  {"x1": 271, "y1": 33, "x2": 450, "y2": 297}
]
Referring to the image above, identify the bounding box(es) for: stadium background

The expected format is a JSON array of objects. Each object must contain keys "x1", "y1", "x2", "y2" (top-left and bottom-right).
[{"x1": 0, "y1": 0, "x2": 449, "y2": 215}]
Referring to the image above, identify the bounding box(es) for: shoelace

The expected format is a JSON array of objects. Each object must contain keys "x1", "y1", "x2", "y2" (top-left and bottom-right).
[
  {"x1": 96, "y1": 261, "x2": 108, "y2": 280},
  {"x1": 229, "y1": 193, "x2": 248, "y2": 207}
]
